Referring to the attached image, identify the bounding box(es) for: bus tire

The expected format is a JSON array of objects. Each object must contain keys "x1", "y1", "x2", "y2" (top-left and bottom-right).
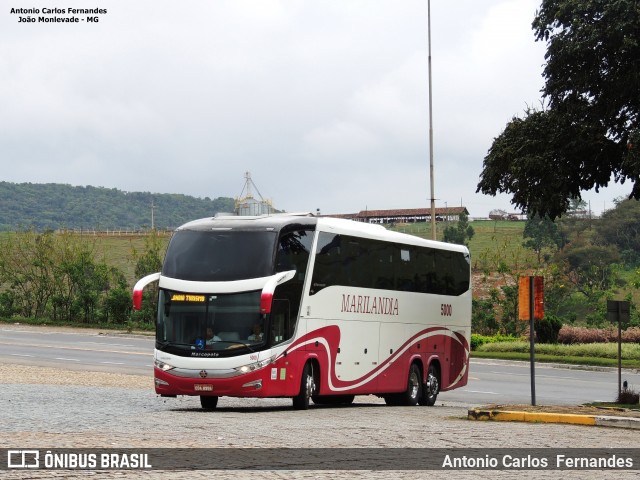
[
  {"x1": 292, "y1": 363, "x2": 316, "y2": 410},
  {"x1": 419, "y1": 363, "x2": 440, "y2": 406},
  {"x1": 200, "y1": 395, "x2": 219, "y2": 410},
  {"x1": 404, "y1": 363, "x2": 422, "y2": 406}
]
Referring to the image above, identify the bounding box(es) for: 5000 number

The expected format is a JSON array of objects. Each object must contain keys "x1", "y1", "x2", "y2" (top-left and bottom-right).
[{"x1": 441, "y1": 304, "x2": 452, "y2": 316}]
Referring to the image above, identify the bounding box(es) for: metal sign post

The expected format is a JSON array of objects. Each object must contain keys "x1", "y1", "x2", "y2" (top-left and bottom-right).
[
  {"x1": 519, "y1": 276, "x2": 544, "y2": 406},
  {"x1": 607, "y1": 300, "x2": 630, "y2": 396}
]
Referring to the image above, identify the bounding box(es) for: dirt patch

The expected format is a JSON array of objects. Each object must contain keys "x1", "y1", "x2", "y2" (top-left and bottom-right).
[{"x1": 0, "y1": 364, "x2": 151, "y2": 389}]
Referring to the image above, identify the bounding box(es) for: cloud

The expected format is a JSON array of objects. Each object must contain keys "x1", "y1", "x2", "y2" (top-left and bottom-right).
[{"x1": 1, "y1": 0, "x2": 629, "y2": 218}]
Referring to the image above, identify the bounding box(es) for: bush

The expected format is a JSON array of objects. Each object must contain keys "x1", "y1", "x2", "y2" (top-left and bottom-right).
[
  {"x1": 470, "y1": 333, "x2": 519, "y2": 351},
  {"x1": 476, "y1": 341, "x2": 640, "y2": 361},
  {"x1": 558, "y1": 325, "x2": 640, "y2": 344},
  {"x1": 617, "y1": 387, "x2": 639, "y2": 405},
  {"x1": 472, "y1": 297, "x2": 499, "y2": 335},
  {"x1": 534, "y1": 315, "x2": 563, "y2": 343}
]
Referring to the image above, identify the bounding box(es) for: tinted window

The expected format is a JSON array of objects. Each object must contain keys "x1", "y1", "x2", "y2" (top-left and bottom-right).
[
  {"x1": 310, "y1": 232, "x2": 469, "y2": 296},
  {"x1": 162, "y1": 230, "x2": 277, "y2": 281},
  {"x1": 272, "y1": 229, "x2": 314, "y2": 344}
]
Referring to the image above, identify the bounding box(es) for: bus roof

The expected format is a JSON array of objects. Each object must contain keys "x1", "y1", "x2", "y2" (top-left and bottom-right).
[
  {"x1": 176, "y1": 214, "x2": 468, "y2": 254},
  {"x1": 177, "y1": 213, "x2": 318, "y2": 231},
  {"x1": 316, "y1": 217, "x2": 469, "y2": 254}
]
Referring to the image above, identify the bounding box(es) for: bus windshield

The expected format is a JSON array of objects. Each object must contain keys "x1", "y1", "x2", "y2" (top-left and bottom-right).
[
  {"x1": 157, "y1": 289, "x2": 266, "y2": 353},
  {"x1": 162, "y1": 230, "x2": 277, "y2": 281}
]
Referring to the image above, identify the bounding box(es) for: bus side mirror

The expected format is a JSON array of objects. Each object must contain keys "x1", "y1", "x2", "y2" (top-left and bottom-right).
[
  {"x1": 132, "y1": 272, "x2": 161, "y2": 310},
  {"x1": 260, "y1": 270, "x2": 296, "y2": 314}
]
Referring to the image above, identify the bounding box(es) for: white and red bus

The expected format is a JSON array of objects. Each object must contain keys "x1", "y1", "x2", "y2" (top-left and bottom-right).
[{"x1": 133, "y1": 213, "x2": 471, "y2": 410}]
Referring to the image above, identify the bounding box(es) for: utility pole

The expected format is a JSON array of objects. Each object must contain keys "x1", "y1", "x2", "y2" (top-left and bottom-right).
[{"x1": 427, "y1": 0, "x2": 436, "y2": 240}]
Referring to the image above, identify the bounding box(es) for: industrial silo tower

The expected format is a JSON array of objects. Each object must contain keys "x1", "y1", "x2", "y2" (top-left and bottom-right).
[{"x1": 234, "y1": 172, "x2": 275, "y2": 216}]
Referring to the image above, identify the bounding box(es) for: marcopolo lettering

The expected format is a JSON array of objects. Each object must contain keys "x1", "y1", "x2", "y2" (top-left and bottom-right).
[{"x1": 341, "y1": 294, "x2": 399, "y2": 316}]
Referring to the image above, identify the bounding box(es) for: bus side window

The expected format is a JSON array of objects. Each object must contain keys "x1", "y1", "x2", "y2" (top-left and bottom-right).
[
  {"x1": 310, "y1": 232, "x2": 341, "y2": 294},
  {"x1": 271, "y1": 299, "x2": 291, "y2": 344}
]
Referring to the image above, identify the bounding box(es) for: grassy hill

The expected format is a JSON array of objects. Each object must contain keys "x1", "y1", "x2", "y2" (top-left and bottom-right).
[
  {"x1": 390, "y1": 219, "x2": 529, "y2": 270},
  {"x1": 100, "y1": 219, "x2": 528, "y2": 286},
  {"x1": 0, "y1": 182, "x2": 235, "y2": 231}
]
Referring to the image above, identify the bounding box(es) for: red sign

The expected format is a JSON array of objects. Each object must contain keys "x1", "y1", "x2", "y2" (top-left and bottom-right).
[{"x1": 518, "y1": 276, "x2": 544, "y2": 321}]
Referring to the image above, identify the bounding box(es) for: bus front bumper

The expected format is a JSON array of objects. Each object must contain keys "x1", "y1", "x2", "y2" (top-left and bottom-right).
[{"x1": 154, "y1": 363, "x2": 299, "y2": 398}]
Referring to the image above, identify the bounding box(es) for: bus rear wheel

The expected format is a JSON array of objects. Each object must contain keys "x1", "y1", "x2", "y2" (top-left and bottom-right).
[
  {"x1": 419, "y1": 364, "x2": 440, "y2": 406},
  {"x1": 404, "y1": 363, "x2": 422, "y2": 406},
  {"x1": 200, "y1": 395, "x2": 219, "y2": 410},
  {"x1": 384, "y1": 363, "x2": 422, "y2": 406}
]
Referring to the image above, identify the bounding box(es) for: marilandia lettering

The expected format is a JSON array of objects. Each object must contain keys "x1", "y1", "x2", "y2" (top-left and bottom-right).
[{"x1": 341, "y1": 294, "x2": 399, "y2": 316}]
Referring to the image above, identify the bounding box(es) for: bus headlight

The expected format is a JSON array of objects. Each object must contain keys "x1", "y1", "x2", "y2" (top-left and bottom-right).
[
  {"x1": 234, "y1": 358, "x2": 272, "y2": 374},
  {"x1": 154, "y1": 360, "x2": 175, "y2": 371}
]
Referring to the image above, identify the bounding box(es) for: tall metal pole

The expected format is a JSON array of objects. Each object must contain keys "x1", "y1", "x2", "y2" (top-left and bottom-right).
[
  {"x1": 428, "y1": 0, "x2": 436, "y2": 240},
  {"x1": 618, "y1": 302, "x2": 622, "y2": 397},
  {"x1": 529, "y1": 276, "x2": 536, "y2": 406}
]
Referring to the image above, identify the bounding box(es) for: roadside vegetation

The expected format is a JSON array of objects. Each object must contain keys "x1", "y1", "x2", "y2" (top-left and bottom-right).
[
  {"x1": 0, "y1": 230, "x2": 167, "y2": 331},
  {"x1": 391, "y1": 198, "x2": 640, "y2": 370}
]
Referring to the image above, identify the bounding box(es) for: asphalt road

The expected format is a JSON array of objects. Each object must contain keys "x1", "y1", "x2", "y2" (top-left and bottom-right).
[
  {"x1": 1, "y1": 325, "x2": 635, "y2": 406},
  {"x1": 2, "y1": 326, "x2": 640, "y2": 479},
  {"x1": 0, "y1": 325, "x2": 153, "y2": 375}
]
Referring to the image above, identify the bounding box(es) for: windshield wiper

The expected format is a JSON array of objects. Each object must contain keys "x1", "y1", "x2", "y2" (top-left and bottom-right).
[
  {"x1": 223, "y1": 341, "x2": 256, "y2": 352},
  {"x1": 157, "y1": 340, "x2": 193, "y2": 349}
]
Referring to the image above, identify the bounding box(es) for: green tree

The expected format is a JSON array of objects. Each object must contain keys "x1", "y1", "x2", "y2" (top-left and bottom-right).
[
  {"x1": 131, "y1": 232, "x2": 166, "y2": 323},
  {"x1": 0, "y1": 230, "x2": 129, "y2": 323},
  {"x1": 522, "y1": 214, "x2": 563, "y2": 263},
  {"x1": 102, "y1": 266, "x2": 132, "y2": 325},
  {"x1": 443, "y1": 212, "x2": 475, "y2": 246},
  {"x1": 477, "y1": 1, "x2": 640, "y2": 219},
  {"x1": 472, "y1": 295, "x2": 500, "y2": 336},
  {"x1": 475, "y1": 236, "x2": 537, "y2": 336},
  {"x1": 594, "y1": 199, "x2": 640, "y2": 266},
  {"x1": 0, "y1": 231, "x2": 56, "y2": 318},
  {"x1": 556, "y1": 243, "x2": 621, "y2": 301}
]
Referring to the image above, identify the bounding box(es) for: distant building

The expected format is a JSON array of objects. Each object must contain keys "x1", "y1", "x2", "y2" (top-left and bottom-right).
[{"x1": 328, "y1": 207, "x2": 469, "y2": 224}]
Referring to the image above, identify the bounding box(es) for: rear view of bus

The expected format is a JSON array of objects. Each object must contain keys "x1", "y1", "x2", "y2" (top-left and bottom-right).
[{"x1": 133, "y1": 213, "x2": 471, "y2": 410}]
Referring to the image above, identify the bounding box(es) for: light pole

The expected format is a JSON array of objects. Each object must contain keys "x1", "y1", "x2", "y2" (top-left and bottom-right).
[{"x1": 428, "y1": 0, "x2": 436, "y2": 240}]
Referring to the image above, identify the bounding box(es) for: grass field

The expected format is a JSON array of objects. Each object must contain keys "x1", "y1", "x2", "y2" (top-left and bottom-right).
[
  {"x1": 91, "y1": 234, "x2": 170, "y2": 283},
  {"x1": 1, "y1": 220, "x2": 528, "y2": 286},
  {"x1": 390, "y1": 220, "x2": 532, "y2": 270}
]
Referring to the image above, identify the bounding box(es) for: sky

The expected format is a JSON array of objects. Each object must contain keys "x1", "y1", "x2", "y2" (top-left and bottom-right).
[{"x1": 1, "y1": 0, "x2": 632, "y2": 219}]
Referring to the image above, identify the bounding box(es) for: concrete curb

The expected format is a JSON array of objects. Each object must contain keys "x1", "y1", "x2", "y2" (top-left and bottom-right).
[{"x1": 468, "y1": 408, "x2": 640, "y2": 430}]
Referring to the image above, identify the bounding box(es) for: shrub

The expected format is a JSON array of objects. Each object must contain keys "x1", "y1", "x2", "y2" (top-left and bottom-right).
[
  {"x1": 534, "y1": 315, "x2": 563, "y2": 344},
  {"x1": 617, "y1": 387, "x2": 639, "y2": 405},
  {"x1": 558, "y1": 325, "x2": 640, "y2": 344},
  {"x1": 472, "y1": 298, "x2": 499, "y2": 335},
  {"x1": 470, "y1": 333, "x2": 519, "y2": 351}
]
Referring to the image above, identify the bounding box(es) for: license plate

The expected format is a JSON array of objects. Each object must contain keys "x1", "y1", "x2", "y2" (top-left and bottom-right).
[{"x1": 194, "y1": 384, "x2": 213, "y2": 392}]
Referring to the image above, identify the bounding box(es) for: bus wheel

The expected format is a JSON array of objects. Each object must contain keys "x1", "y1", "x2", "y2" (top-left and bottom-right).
[
  {"x1": 403, "y1": 363, "x2": 422, "y2": 406},
  {"x1": 293, "y1": 363, "x2": 316, "y2": 410},
  {"x1": 419, "y1": 364, "x2": 440, "y2": 406},
  {"x1": 200, "y1": 395, "x2": 219, "y2": 410}
]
